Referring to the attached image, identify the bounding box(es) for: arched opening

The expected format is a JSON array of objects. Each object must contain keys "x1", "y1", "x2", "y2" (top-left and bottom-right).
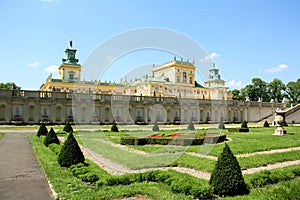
[
  {"x1": 29, "y1": 105, "x2": 34, "y2": 121},
  {"x1": 81, "y1": 107, "x2": 87, "y2": 122},
  {"x1": 105, "y1": 107, "x2": 110, "y2": 122},
  {"x1": 56, "y1": 106, "x2": 62, "y2": 122},
  {"x1": 0, "y1": 105, "x2": 6, "y2": 121},
  {"x1": 240, "y1": 110, "x2": 244, "y2": 122},
  {"x1": 166, "y1": 109, "x2": 171, "y2": 123},
  {"x1": 200, "y1": 110, "x2": 204, "y2": 122}
]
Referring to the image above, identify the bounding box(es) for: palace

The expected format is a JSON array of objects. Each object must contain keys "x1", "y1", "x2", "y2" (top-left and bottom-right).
[
  {"x1": 40, "y1": 40, "x2": 230, "y2": 100},
  {"x1": 0, "y1": 40, "x2": 290, "y2": 125}
]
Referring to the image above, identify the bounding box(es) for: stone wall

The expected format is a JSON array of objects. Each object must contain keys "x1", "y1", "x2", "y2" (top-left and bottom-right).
[{"x1": 0, "y1": 89, "x2": 283, "y2": 125}]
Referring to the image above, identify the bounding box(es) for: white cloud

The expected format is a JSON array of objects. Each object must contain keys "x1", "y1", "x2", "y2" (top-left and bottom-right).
[
  {"x1": 200, "y1": 52, "x2": 221, "y2": 62},
  {"x1": 27, "y1": 61, "x2": 40, "y2": 67},
  {"x1": 265, "y1": 64, "x2": 288, "y2": 73},
  {"x1": 44, "y1": 65, "x2": 58, "y2": 73},
  {"x1": 228, "y1": 80, "x2": 244, "y2": 88}
]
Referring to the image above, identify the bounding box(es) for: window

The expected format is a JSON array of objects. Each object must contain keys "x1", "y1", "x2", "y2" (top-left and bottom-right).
[
  {"x1": 177, "y1": 76, "x2": 180, "y2": 83},
  {"x1": 69, "y1": 74, "x2": 74, "y2": 80},
  {"x1": 189, "y1": 77, "x2": 193, "y2": 84},
  {"x1": 183, "y1": 72, "x2": 187, "y2": 83}
]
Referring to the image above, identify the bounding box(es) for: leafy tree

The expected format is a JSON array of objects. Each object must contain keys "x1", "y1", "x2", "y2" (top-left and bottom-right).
[
  {"x1": 187, "y1": 121, "x2": 195, "y2": 130},
  {"x1": 63, "y1": 121, "x2": 73, "y2": 133},
  {"x1": 58, "y1": 132, "x2": 84, "y2": 167},
  {"x1": 268, "y1": 78, "x2": 286, "y2": 102},
  {"x1": 286, "y1": 79, "x2": 300, "y2": 104},
  {"x1": 37, "y1": 123, "x2": 48, "y2": 137},
  {"x1": 111, "y1": 122, "x2": 119, "y2": 132},
  {"x1": 263, "y1": 121, "x2": 270, "y2": 127},
  {"x1": 44, "y1": 128, "x2": 60, "y2": 147},
  {"x1": 209, "y1": 143, "x2": 249, "y2": 196},
  {"x1": 152, "y1": 121, "x2": 160, "y2": 131},
  {"x1": 231, "y1": 89, "x2": 244, "y2": 101},
  {"x1": 0, "y1": 82, "x2": 21, "y2": 90}
]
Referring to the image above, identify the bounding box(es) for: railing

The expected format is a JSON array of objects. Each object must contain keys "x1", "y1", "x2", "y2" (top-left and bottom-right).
[{"x1": 0, "y1": 89, "x2": 284, "y2": 108}]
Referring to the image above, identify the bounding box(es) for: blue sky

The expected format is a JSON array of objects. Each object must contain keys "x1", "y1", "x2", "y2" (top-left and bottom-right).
[{"x1": 0, "y1": 0, "x2": 299, "y2": 90}]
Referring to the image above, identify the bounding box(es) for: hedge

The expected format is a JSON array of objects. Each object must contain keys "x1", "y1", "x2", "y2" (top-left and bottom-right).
[{"x1": 120, "y1": 135, "x2": 226, "y2": 146}]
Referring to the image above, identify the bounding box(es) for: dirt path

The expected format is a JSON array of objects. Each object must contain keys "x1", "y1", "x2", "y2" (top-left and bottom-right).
[{"x1": 0, "y1": 132, "x2": 53, "y2": 200}]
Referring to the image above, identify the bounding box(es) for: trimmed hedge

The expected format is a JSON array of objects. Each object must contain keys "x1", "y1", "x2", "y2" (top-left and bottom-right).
[
  {"x1": 111, "y1": 122, "x2": 119, "y2": 132},
  {"x1": 58, "y1": 132, "x2": 85, "y2": 167},
  {"x1": 152, "y1": 122, "x2": 160, "y2": 131},
  {"x1": 43, "y1": 128, "x2": 60, "y2": 147},
  {"x1": 37, "y1": 123, "x2": 48, "y2": 137},
  {"x1": 228, "y1": 128, "x2": 249, "y2": 132},
  {"x1": 120, "y1": 135, "x2": 226, "y2": 146},
  {"x1": 263, "y1": 121, "x2": 270, "y2": 127},
  {"x1": 210, "y1": 143, "x2": 249, "y2": 196},
  {"x1": 63, "y1": 121, "x2": 73, "y2": 133},
  {"x1": 187, "y1": 121, "x2": 195, "y2": 130}
]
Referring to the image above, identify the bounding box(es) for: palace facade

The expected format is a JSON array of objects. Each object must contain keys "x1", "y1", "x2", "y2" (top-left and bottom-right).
[{"x1": 0, "y1": 40, "x2": 286, "y2": 125}]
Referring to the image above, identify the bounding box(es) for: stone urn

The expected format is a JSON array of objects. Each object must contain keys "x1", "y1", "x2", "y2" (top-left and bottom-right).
[{"x1": 273, "y1": 110, "x2": 287, "y2": 135}]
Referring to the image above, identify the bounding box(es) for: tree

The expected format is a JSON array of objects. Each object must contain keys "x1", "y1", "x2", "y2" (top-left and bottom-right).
[
  {"x1": 268, "y1": 78, "x2": 286, "y2": 102},
  {"x1": 58, "y1": 132, "x2": 84, "y2": 167},
  {"x1": 43, "y1": 128, "x2": 60, "y2": 147},
  {"x1": 37, "y1": 123, "x2": 48, "y2": 137},
  {"x1": 111, "y1": 122, "x2": 119, "y2": 132},
  {"x1": 187, "y1": 121, "x2": 195, "y2": 130},
  {"x1": 231, "y1": 89, "x2": 243, "y2": 101},
  {"x1": 0, "y1": 82, "x2": 21, "y2": 90},
  {"x1": 63, "y1": 121, "x2": 73, "y2": 133},
  {"x1": 286, "y1": 79, "x2": 300, "y2": 104},
  {"x1": 209, "y1": 143, "x2": 249, "y2": 196}
]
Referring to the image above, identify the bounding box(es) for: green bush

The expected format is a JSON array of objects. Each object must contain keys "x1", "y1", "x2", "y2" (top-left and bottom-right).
[
  {"x1": 241, "y1": 121, "x2": 248, "y2": 128},
  {"x1": 58, "y1": 132, "x2": 85, "y2": 167},
  {"x1": 63, "y1": 121, "x2": 73, "y2": 133},
  {"x1": 152, "y1": 122, "x2": 160, "y2": 131},
  {"x1": 282, "y1": 120, "x2": 288, "y2": 127},
  {"x1": 263, "y1": 121, "x2": 270, "y2": 127},
  {"x1": 187, "y1": 121, "x2": 195, "y2": 130},
  {"x1": 37, "y1": 123, "x2": 48, "y2": 137},
  {"x1": 111, "y1": 122, "x2": 119, "y2": 132},
  {"x1": 43, "y1": 128, "x2": 60, "y2": 147},
  {"x1": 48, "y1": 143, "x2": 62, "y2": 155},
  {"x1": 78, "y1": 172, "x2": 99, "y2": 183},
  {"x1": 209, "y1": 143, "x2": 249, "y2": 196}
]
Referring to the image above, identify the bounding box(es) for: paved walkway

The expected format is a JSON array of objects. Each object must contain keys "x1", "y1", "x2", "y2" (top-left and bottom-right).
[{"x1": 0, "y1": 131, "x2": 53, "y2": 200}]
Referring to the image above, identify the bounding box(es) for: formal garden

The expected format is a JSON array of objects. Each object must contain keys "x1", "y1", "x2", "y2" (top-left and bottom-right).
[{"x1": 4, "y1": 122, "x2": 299, "y2": 199}]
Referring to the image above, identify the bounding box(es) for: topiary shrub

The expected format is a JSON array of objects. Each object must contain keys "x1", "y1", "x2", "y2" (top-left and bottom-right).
[
  {"x1": 282, "y1": 120, "x2": 288, "y2": 127},
  {"x1": 218, "y1": 118, "x2": 225, "y2": 129},
  {"x1": 241, "y1": 121, "x2": 248, "y2": 128},
  {"x1": 37, "y1": 123, "x2": 48, "y2": 137},
  {"x1": 152, "y1": 121, "x2": 160, "y2": 131},
  {"x1": 58, "y1": 132, "x2": 85, "y2": 167},
  {"x1": 187, "y1": 121, "x2": 195, "y2": 130},
  {"x1": 263, "y1": 121, "x2": 270, "y2": 127},
  {"x1": 209, "y1": 143, "x2": 249, "y2": 196},
  {"x1": 43, "y1": 128, "x2": 60, "y2": 147},
  {"x1": 63, "y1": 121, "x2": 73, "y2": 133},
  {"x1": 111, "y1": 122, "x2": 119, "y2": 132}
]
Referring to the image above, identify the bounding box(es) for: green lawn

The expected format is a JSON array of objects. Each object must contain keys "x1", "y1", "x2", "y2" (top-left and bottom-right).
[{"x1": 0, "y1": 133, "x2": 4, "y2": 139}]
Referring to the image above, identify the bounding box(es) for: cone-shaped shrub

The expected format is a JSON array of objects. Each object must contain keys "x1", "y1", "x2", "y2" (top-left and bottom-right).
[
  {"x1": 241, "y1": 121, "x2": 248, "y2": 128},
  {"x1": 44, "y1": 128, "x2": 60, "y2": 147},
  {"x1": 111, "y1": 122, "x2": 119, "y2": 132},
  {"x1": 37, "y1": 123, "x2": 48, "y2": 137},
  {"x1": 282, "y1": 120, "x2": 288, "y2": 127},
  {"x1": 152, "y1": 121, "x2": 160, "y2": 131},
  {"x1": 58, "y1": 132, "x2": 84, "y2": 167},
  {"x1": 263, "y1": 121, "x2": 270, "y2": 127},
  {"x1": 209, "y1": 143, "x2": 249, "y2": 196},
  {"x1": 187, "y1": 121, "x2": 195, "y2": 130},
  {"x1": 218, "y1": 119, "x2": 225, "y2": 129},
  {"x1": 63, "y1": 121, "x2": 73, "y2": 133}
]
